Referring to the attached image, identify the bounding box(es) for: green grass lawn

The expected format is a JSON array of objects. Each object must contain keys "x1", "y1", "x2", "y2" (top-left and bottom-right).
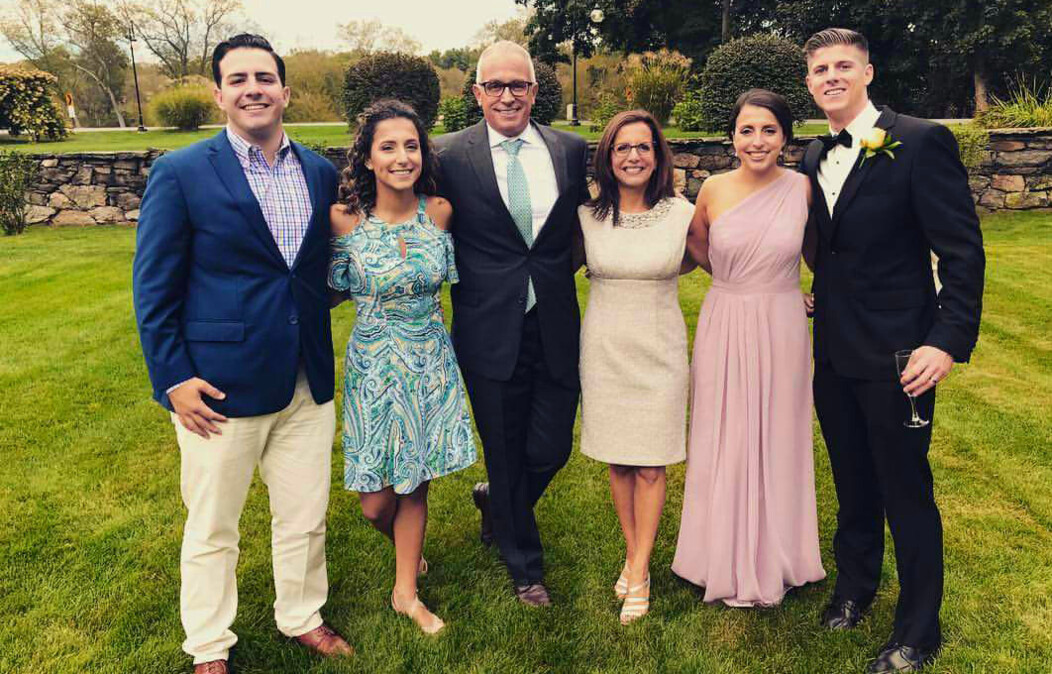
[
  {"x1": 1, "y1": 212, "x2": 1049, "y2": 673},
  {"x1": 0, "y1": 122, "x2": 832, "y2": 154}
]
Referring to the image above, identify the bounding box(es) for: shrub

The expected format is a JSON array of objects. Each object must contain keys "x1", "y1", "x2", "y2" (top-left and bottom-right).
[
  {"x1": 624, "y1": 50, "x2": 691, "y2": 126},
  {"x1": 0, "y1": 150, "x2": 36, "y2": 235},
  {"x1": 285, "y1": 90, "x2": 340, "y2": 123},
  {"x1": 950, "y1": 123, "x2": 990, "y2": 173},
  {"x1": 672, "y1": 85, "x2": 705, "y2": 132},
  {"x1": 977, "y1": 78, "x2": 1052, "y2": 129},
  {"x1": 439, "y1": 96, "x2": 469, "y2": 132},
  {"x1": 589, "y1": 91, "x2": 627, "y2": 133},
  {"x1": 460, "y1": 60, "x2": 563, "y2": 128},
  {"x1": 151, "y1": 85, "x2": 215, "y2": 130},
  {"x1": 698, "y1": 34, "x2": 811, "y2": 133},
  {"x1": 0, "y1": 66, "x2": 67, "y2": 141},
  {"x1": 343, "y1": 52, "x2": 440, "y2": 128}
]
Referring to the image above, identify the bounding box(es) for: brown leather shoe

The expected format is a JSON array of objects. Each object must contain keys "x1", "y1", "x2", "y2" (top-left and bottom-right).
[
  {"x1": 193, "y1": 661, "x2": 229, "y2": 674},
  {"x1": 294, "y1": 623, "x2": 354, "y2": 657},
  {"x1": 514, "y1": 582, "x2": 552, "y2": 607}
]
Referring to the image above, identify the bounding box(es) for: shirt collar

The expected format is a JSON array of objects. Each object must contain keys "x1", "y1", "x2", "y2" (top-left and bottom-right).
[
  {"x1": 830, "y1": 101, "x2": 881, "y2": 147},
  {"x1": 226, "y1": 125, "x2": 292, "y2": 164},
  {"x1": 487, "y1": 122, "x2": 542, "y2": 149}
]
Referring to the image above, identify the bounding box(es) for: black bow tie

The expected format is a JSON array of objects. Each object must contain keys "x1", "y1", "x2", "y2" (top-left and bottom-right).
[{"x1": 820, "y1": 129, "x2": 853, "y2": 153}]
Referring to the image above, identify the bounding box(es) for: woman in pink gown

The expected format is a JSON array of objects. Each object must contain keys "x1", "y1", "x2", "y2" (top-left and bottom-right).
[{"x1": 672, "y1": 89, "x2": 826, "y2": 606}]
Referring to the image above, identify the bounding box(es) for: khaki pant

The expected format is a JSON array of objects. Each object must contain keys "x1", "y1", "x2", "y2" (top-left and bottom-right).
[{"x1": 173, "y1": 373, "x2": 335, "y2": 664}]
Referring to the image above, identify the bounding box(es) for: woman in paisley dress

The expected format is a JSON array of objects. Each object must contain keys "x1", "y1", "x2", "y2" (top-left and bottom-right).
[
  {"x1": 328, "y1": 100, "x2": 476, "y2": 635},
  {"x1": 578, "y1": 110, "x2": 695, "y2": 624}
]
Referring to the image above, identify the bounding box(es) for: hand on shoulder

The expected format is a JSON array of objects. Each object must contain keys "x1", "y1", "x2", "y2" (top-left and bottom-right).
[
  {"x1": 425, "y1": 195, "x2": 453, "y2": 231},
  {"x1": 330, "y1": 203, "x2": 363, "y2": 237}
]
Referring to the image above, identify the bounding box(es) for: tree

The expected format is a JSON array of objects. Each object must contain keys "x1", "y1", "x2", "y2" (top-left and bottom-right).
[
  {"x1": 473, "y1": 13, "x2": 530, "y2": 46},
  {"x1": 336, "y1": 19, "x2": 421, "y2": 56},
  {"x1": 0, "y1": 0, "x2": 68, "y2": 77},
  {"x1": 62, "y1": 1, "x2": 129, "y2": 127},
  {"x1": 1, "y1": 0, "x2": 129, "y2": 127},
  {"x1": 427, "y1": 47, "x2": 478, "y2": 72},
  {"x1": 123, "y1": 0, "x2": 242, "y2": 79},
  {"x1": 767, "y1": 0, "x2": 1052, "y2": 117},
  {"x1": 516, "y1": 0, "x2": 777, "y2": 66}
]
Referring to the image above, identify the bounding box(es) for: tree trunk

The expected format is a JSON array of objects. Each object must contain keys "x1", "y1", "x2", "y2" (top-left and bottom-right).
[
  {"x1": 973, "y1": 68, "x2": 989, "y2": 114},
  {"x1": 722, "y1": 0, "x2": 731, "y2": 42},
  {"x1": 73, "y1": 63, "x2": 127, "y2": 127}
]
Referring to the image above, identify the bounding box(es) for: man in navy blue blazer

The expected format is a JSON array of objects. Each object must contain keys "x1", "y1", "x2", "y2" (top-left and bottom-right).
[{"x1": 133, "y1": 34, "x2": 351, "y2": 673}]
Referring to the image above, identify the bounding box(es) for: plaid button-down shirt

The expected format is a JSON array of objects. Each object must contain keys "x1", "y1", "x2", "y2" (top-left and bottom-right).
[{"x1": 226, "y1": 127, "x2": 312, "y2": 267}]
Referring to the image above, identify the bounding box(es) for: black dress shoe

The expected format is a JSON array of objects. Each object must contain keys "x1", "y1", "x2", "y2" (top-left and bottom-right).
[
  {"x1": 866, "y1": 642, "x2": 939, "y2": 673},
  {"x1": 472, "y1": 482, "x2": 494, "y2": 547},
  {"x1": 820, "y1": 597, "x2": 868, "y2": 630},
  {"x1": 514, "y1": 582, "x2": 552, "y2": 607}
]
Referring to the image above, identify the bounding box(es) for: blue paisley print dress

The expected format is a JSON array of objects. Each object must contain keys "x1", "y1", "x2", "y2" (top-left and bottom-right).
[{"x1": 329, "y1": 196, "x2": 476, "y2": 494}]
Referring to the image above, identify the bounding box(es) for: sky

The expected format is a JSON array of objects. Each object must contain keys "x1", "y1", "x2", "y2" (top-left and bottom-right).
[{"x1": 0, "y1": 0, "x2": 525, "y2": 63}]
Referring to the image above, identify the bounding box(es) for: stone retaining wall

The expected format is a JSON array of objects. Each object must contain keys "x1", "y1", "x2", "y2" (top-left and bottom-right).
[{"x1": 22, "y1": 129, "x2": 1052, "y2": 227}]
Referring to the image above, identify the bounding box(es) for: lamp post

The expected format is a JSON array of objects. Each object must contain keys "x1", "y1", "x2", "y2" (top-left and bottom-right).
[
  {"x1": 569, "y1": 4, "x2": 604, "y2": 126},
  {"x1": 128, "y1": 28, "x2": 147, "y2": 133}
]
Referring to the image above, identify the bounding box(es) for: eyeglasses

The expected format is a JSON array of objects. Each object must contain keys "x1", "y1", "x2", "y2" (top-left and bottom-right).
[
  {"x1": 478, "y1": 80, "x2": 534, "y2": 98},
  {"x1": 612, "y1": 142, "x2": 654, "y2": 157}
]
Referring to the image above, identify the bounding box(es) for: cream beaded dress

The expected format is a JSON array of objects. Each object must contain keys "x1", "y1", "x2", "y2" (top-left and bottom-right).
[{"x1": 578, "y1": 197, "x2": 693, "y2": 466}]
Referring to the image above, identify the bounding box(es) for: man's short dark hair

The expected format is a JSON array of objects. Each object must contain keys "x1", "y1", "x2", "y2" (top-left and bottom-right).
[
  {"x1": 803, "y1": 28, "x2": 869, "y2": 61},
  {"x1": 212, "y1": 34, "x2": 286, "y2": 86}
]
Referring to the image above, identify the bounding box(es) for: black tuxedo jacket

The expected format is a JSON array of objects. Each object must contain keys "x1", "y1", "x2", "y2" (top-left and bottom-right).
[
  {"x1": 802, "y1": 108, "x2": 985, "y2": 380},
  {"x1": 434, "y1": 121, "x2": 590, "y2": 383}
]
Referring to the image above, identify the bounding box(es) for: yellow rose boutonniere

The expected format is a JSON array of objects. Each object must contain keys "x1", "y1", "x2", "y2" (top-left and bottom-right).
[{"x1": 859, "y1": 128, "x2": 902, "y2": 165}]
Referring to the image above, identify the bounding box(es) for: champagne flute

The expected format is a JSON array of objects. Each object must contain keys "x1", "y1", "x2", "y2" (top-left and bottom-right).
[{"x1": 895, "y1": 349, "x2": 930, "y2": 428}]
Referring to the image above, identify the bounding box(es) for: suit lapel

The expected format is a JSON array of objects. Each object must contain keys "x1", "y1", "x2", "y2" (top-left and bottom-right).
[
  {"x1": 206, "y1": 132, "x2": 286, "y2": 267},
  {"x1": 828, "y1": 107, "x2": 898, "y2": 242},
  {"x1": 532, "y1": 123, "x2": 568, "y2": 246},
  {"x1": 288, "y1": 141, "x2": 320, "y2": 270},
  {"x1": 465, "y1": 121, "x2": 530, "y2": 247}
]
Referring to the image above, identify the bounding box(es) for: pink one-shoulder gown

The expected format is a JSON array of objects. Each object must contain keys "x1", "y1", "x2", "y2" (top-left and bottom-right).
[{"x1": 672, "y1": 170, "x2": 826, "y2": 607}]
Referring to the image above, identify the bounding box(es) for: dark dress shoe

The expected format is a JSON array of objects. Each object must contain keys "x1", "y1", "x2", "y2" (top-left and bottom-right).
[
  {"x1": 472, "y1": 482, "x2": 494, "y2": 547},
  {"x1": 866, "y1": 642, "x2": 939, "y2": 673},
  {"x1": 821, "y1": 597, "x2": 868, "y2": 630},
  {"x1": 514, "y1": 582, "x2": 552, "y2": 607}
]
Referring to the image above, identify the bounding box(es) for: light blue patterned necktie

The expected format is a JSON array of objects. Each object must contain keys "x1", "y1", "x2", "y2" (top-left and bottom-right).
[{"x1": 500, "y1": 138, "x2": 536, "y2": 312}]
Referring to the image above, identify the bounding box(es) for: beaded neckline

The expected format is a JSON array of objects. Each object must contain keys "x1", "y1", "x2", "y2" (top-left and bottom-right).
[{"x1": 615, "y1": 198, "x2": 676, "y2": 229}]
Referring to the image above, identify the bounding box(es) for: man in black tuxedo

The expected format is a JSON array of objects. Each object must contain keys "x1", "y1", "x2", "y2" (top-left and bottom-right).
[
  {"x1": 433, "y1": 41, "x2": 589, "y2": 606},
  {"x1": 800, "y1": 28, "x2": 985, "y2": 673}
]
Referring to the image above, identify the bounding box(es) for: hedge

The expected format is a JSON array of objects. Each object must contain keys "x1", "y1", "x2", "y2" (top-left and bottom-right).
[
  {"x1": 343, "y1": 52, "x2": 441, "y2": 129},
  {"x1": 0, "y1": 66, "x2": 67, "y2": 141}
]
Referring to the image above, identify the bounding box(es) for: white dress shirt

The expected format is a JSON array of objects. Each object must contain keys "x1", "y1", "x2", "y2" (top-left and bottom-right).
[
  {"x1": 487, "y1": 123, "x2": 559, "y2": 240},
  {"x1": 817, "y1": 101, "x2": 882, "y2": 216}
]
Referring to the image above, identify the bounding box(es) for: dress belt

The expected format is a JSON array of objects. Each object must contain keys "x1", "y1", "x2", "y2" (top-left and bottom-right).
[{"x1": 709, "y1": 279, "x2": 799, "y2": 295}]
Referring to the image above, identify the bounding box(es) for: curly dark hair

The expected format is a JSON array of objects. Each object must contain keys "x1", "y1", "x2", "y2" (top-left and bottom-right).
[{"x1": 338, "y1": 99, "x2": 438, "y2": 216}]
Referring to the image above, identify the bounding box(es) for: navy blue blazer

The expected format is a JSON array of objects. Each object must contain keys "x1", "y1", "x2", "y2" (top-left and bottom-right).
[{"x1": 133, "y1": 131, "x2": 340, "y2": 417}]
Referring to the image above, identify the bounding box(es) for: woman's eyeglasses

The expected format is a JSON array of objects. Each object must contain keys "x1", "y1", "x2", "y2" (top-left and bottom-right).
[{"x1": 612, "y1": 142, "x2": 654, "y2": 157}]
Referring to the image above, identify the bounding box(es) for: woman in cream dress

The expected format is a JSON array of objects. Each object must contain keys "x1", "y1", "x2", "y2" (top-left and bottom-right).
[{"x1": 579, "y1": 109, "x2": 694, "y2": 624}]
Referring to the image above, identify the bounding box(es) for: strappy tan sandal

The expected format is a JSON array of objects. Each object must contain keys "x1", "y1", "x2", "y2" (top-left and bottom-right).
[
  {"x1": 418, "y1": 556, "x2": 428, "y2": 577},
  {"x1": 620, "y1": 575, "x2": 651, "y2": 625},
  {"x1": 615, "y1": 563, "x2": 630, "y2": 600},
  {"x1": 391, "y1": 592, "x2": 445, "y2": 635}
]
